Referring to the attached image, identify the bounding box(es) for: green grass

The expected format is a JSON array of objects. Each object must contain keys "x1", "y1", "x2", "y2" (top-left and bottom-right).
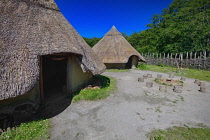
[
  {"x1": 178, "y1": 95, "x2": 184, "y2": 101},
  {"x1": 106, "y1": 69, "x2": 130, "y2": 72},
  {"x1": 147, "y1": 125, "x2": 210, "y2": 140},
  {"x1": 137, "y1": 64, "x2": 210, "y2": 82},
  {"x1": 0, "y1": 119, "x2": 50, "y2": 140},
  {"x1": 176, "y1": 69, "x2": 210, "y2": 82},
  {"x1": 72, "y1": 75, "x2": 116, "y2": 102},
  {"x1": 155, "y1": 106, "x2": 162, "y2": 113}
]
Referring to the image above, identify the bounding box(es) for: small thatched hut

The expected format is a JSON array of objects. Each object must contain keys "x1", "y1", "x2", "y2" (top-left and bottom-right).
[
  {"x1": 0, "y1": 0, "x2": 105, "y2": 120},
  {"x1": 93, "y1": 26, "x2": 146, "y2": 69}
]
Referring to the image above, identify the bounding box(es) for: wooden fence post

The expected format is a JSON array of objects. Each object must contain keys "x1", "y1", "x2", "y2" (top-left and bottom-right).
[
  {"x1": 186, "y1": 52, "x2": 189, "y2": 68},
  {"x1": 180, "y1": 53, "x2": 183, "y2": 68},
  {"x1": 194, "y1": 52, "x2": 197, "y2": 69},
  {"x1": 144, "y1": 51, "x2": 209, "y2": 70},
  {"x1": 202, "y1": 51, "x2": 206, "y2": 69}
]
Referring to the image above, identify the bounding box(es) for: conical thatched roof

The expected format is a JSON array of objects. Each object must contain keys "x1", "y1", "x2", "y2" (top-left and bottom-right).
[
  {"x1": 0, "y1": 0, "x2": 105, "y2": 100},
  {"x1": 93, "y1": 26, "x2": 146, "y2": 63}
]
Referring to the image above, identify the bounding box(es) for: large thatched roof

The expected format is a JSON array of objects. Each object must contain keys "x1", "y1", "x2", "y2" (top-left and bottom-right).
[
  {"x1": 93, "y1": 26, "x2": 146, "y2": 63},
  {"x1": 0, "y1": 0, "x2": 105, "y2": 100}
]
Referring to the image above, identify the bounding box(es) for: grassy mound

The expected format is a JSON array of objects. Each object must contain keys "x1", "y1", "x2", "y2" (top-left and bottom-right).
[{"x1": 72, "y1": 75, "x2": 117, "y2": 102}]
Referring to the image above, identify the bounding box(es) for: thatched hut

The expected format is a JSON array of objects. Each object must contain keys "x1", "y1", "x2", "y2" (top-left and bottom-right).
[
  {"x1": 93, "y1": 26, "x2": 146, "y2": 69},
  {"x1": 0, "y1": 0, "x2": 105, "y2": 121}
]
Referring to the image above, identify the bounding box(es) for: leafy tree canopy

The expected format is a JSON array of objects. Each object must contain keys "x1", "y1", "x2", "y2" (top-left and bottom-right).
[
  {"x1": 83, "y1": 37, "x2": 101, "y2": 47},
  {"x1": 126, "y1": 0, "x2": 210, "y2": 54}
]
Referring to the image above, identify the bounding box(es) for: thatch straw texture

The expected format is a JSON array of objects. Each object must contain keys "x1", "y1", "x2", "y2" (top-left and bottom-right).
[
  {"x1": 93, "y1": 26, "x2": 146, "y2": 63},
  {"x1": 0, "y1": 0, "x2": 105, "y2": 100}
]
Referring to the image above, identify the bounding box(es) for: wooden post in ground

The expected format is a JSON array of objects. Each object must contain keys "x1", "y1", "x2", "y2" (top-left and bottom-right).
[
  {"x1": 199, "y1": 81, "x2": 205, "y2": 87},
  {"x1": 194, "y1": 52, "x2": 197, "y2": 69},
  {"x1": 147, "y1": 74, "x2": 153, "y2": 78},
  {"x1": 194, "y1": 79, "x2": 200, "y2": 84},
  {"x1": 146, "y1": 82, "x2": 153, "y2": 88},
  {"x1": 157, "y1": 74, "x2": 162, "y2": 79},
  {"x1": 159, "y1": 85, "x2": 167, "y2": 92},
  {"x1": 200, "y1": 87, "x2": 206, "y2": 93},
  {"x1": 186, "y1": 52, "x2": 189, "y2": 68},
  {"x1": 180, "y1": 77, "x2": 186, "y2": 81},
  {"x1": 138, "y1": 78, "x2": 144, "y2": 82},
  {"x1": 169, "y1": 73, "x2": 174, "y2": 78},
  {"x1": 143, "y1": 75, "x2": 147, "y2": 79},
  {"x1": 173, "y1": 86, "x2": 182, "y2": 93}
]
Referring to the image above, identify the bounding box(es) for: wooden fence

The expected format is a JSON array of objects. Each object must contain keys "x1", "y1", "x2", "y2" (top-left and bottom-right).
[{"x1": 142, "y1": 52, "x2": 210, "y2": 70}]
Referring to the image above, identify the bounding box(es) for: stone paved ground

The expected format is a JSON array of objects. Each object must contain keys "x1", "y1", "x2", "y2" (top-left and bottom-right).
[{"x1": 50, "y1": 69, "x2": 210, "y2": 140}]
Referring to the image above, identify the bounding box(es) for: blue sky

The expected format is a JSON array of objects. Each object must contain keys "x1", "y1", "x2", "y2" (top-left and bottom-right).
[{"x1": 55, "y1": 0, "x2": 173, "y2": 38}]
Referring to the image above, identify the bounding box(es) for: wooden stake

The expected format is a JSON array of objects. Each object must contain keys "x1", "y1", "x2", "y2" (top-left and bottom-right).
[
  {"x1": 146, "y1": 82, "x2": 153, "y2": 88},
  {"x1": 138, "y1": 78, "x2": 144, "y2": 82},
  {"x1": 147, "y1": 74, "x2": 153, "y2": 78},
  {"x1": 157, "y1": 74, "x2": 162, "y2": 79},
  {"x1": 200, "y1": 87, "x2": 206, "y2": 93}
]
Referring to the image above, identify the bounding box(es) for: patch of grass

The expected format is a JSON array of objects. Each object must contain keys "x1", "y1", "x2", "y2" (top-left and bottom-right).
[
  {"x1": 179, "y1": 80, "x2": 184, "y2": 83},
  {"x1": 136, "y1": 112, "x2": 141, "y2": 115},
  {"x1": 197, "y1": 123, "x2": 208, "y2": 128},
  {"x1": 178, "y1": 95, "x2": 184, "y2": 101},
  {"x1": 145, "y1": 92, "x2": 149, "y2": 96},
  {"x1": 147, "y1": 125, "x2": 210, "y2": 140},
  {"x1": 137, "y1": 63, "x2": 148, "y2": 70},
  {"x1": 137, "y1": 64, "x2": 210, "y2": 82},
  {"x1": 154, "y1": 78, "x2": 182, "y2": 86},
  {"x1": 176, "y1": 69, "x2": 210, "y2": 82},
  {"x1": 137, "y1": 64, "x2": 176, "y2": 73},
  {"x1": 154, "y1": 78, "x2": 171, "y2": 86},
  {"x1": 0, "y1": 119, "x2": 50, "y2": 140},
  {"x1": 106, "y1": 69, "x2": 130, "y2": 72},
  {"x1": 72, "y1": 75, "x2": 116, "y2": 102},
  {"x1": 173, "y1": 100, "x2": 179, "y2": 103},
  {"x1": 155, "y1": 106, "x2": 162, "y2": 113},
  {"x1": 157, "y1": 62, "x2": 167, "y2": 67}
]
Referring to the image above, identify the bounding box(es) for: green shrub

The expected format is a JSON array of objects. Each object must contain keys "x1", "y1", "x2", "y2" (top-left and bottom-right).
[{"x1": 137, "y1": 63, "x2": 147, "y2": 70}]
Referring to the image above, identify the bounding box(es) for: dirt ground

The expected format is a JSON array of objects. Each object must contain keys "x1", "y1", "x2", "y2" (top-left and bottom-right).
[{"x1": 50, "y1": 69, "x2": 210, "y2": 140}]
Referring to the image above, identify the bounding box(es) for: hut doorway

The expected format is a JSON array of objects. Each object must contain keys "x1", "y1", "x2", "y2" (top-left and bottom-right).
[
  {"x1": 125, "y1": 55, "x2": 138, "y2": 69},
  {"x1": 125, "y1": 56, "x2": 133, "y2": 69},
  {"x1": 40, "y1": 54, "x2": 68, "y2": 102}
]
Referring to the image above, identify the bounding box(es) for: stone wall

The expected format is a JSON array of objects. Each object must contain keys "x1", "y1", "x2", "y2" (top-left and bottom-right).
[{"x1": 143, "y1": 52, "x2": 210, "y2": 70}]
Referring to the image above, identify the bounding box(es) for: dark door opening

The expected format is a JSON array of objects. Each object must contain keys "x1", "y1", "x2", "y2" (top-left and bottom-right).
[
  {"x1": 125, "y1": 56, "x2": 132, "y2": 69},
  {"x1": 41, "y1": 55, "x2": 67, "y2": 101}
]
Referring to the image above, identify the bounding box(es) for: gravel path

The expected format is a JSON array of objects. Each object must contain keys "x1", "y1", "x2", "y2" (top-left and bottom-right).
[{"x1": 50, "y1": 69, "x2": 210, "y2": 140}]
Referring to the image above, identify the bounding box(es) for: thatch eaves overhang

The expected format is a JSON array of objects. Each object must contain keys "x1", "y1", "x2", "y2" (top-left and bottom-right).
[
  {"x1": 93, "y1": 26, "x2": 146, "y2": 63},
  {"x1": 0, "y1": 0, "x2": 105, "y2": 100}
]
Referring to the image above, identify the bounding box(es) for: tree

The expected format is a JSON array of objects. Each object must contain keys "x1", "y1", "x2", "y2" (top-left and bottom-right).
[
  {"x1": 127, "y1": 0, "x2": 210, "y2": 54},
  {"x1": 83, "y1": 37, "x2": 101, "y2": 47}
]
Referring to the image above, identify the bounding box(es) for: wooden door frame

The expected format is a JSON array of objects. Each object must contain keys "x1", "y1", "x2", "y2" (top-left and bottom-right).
[{"x1": 39, "y1": 56, "x2": 44, "y2": 103}]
